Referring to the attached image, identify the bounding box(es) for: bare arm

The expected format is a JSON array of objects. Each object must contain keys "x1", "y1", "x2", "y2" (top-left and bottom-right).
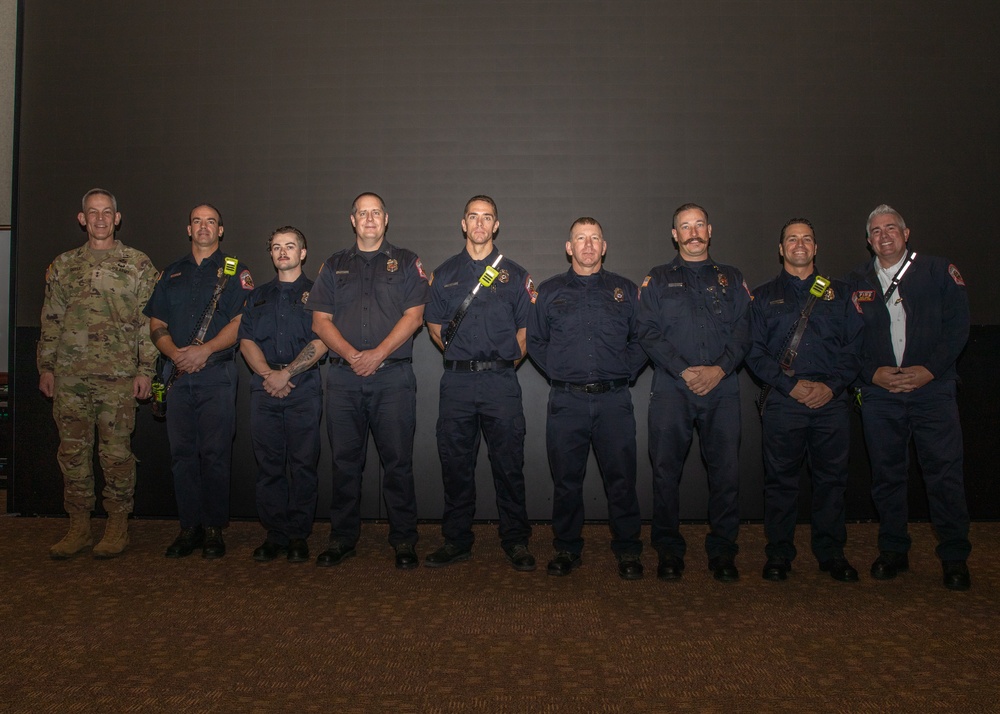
[
  {"x1": 312, "y1": 311, "x2": 358, "y2": 360},
  {"x1": 515, "y1": 326, "x2": 527, "y2": 364},
  {"x1": 351, "y1": 305, "x2": 425, "y2": 377},
  {"x1": 427, "y1": 322, "x2": 444, "y2": 352}
]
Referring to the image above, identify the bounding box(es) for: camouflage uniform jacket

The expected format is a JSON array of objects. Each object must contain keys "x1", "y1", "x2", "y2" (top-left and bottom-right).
[{"x1": 37, "y1": 239, "x2": 159, "y2": 380}]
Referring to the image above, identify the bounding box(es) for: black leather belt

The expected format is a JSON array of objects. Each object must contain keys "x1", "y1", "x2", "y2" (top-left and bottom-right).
[
  {"x1": 330, "y1": 357, "x2": 410, "y2": 370},
  {"x1": 443, "y1": 359, "x2": 516, "y2": 372},
  {"x1": 266, "y1": 361, "x2": 320, "y2": 372},
  {"x1": 550, "y1": 378, "x2": 629, "y2": 394}
]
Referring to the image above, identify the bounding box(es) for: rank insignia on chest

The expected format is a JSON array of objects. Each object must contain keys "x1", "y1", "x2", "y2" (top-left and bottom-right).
[
  {"x1": 301, "y1": 291, "x2": 310, "y2": 305},
  {"x1": 386, "y1": 258, "x2": 399, "y2": 273},
  {"x1": 613, "y1": 287, "x2": 625, "y2": 303},
  {"x1": 717, "y1": 273, "x2": 729, "y2": 288},
  {"x1": 822, "y1": 287, "x2": 835, "y2": 301},
  {"x1": 498, "y1": 269, "x2": 510, "y2": 284}
]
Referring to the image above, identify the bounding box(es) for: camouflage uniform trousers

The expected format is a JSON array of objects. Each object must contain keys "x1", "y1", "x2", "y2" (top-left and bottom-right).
[{"x1": 52, "y1": 375, "x2": 138, "y2": 515}]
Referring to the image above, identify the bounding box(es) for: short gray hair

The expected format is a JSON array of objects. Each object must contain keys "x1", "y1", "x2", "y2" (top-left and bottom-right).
[
  {"x1": 866, "y1": 204, "x2": 906, "y2": 237},
  {"x1": 82, "y1": 188, "x2": 117, "y2": 213}
]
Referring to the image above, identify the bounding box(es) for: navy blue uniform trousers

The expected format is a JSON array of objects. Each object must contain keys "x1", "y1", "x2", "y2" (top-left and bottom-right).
[
  {"x1": 250, "y1": 388, "x2": 321, "y2": 545},
  {"x1": 325, "y1": 362, "x2": 418, "y2": 547},
  {"x1": 762, "y1": 392, "x2": 850, "y2": 563},
  {"x1": 166, "y1": 360, "x2": 237, "y2": 529},
  {"x1": 861, "y1": 380, "x2": 970, "y2": 561},
  {"x1": 547, "y1": 386, "x2": 641, "y2": 557},
  {"x1": 437, "y1": 368, "x2": 531, "y2": 550},
  {"x1": 648, "y1": 373, "x2": 740, "y2": 560}
]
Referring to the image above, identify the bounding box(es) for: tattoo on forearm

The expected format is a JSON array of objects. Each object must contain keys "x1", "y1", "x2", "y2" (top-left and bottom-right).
[
  {"x1": 150, "y1": 327, "x2": 170, "y2": 345},
  {"x1": 287, "y1": 343, "x2": 317, "y2": 377}
]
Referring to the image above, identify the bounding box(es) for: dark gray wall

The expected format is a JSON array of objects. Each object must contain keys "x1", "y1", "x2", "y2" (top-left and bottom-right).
[{"x1": 11, "y1": 2, "x2": 1000, "y2": 522}]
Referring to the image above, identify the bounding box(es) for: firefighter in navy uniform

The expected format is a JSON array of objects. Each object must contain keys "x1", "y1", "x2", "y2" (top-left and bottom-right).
[
  {"x1": 239, "y1": 227, "x2": 327, "y2": 564},
  {"x1": 424, "y1": 195, "x2": 536, "y2": 571},
  {"x1": 145, "y1": 204, "x2": 253, "y2": 559},
  {"x1": 527, "y1": 217, "x2": 647, "y2": 580},
  {"x1": 846, "y1": 204, "x2": 972, "y2": 591},
  {"x1": 306, "y1": 193, "x2": 430, "y2": 570},
  {"x1": 636, "y1": 203, "x2": 752, "y2": 582},
  {"x1": 746, "y1": 218, "x2": 863, "y2": 583}
]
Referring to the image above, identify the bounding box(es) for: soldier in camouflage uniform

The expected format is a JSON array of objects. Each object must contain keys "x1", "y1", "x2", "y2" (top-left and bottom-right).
[{"x1": 37, "y1": 188, "x2": 159, "y2": 559}]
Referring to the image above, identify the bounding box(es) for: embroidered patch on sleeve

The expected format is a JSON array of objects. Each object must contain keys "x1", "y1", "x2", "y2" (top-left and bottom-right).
[
  {"x1": 525, "y1": 275, "x2": 538, "y2": 304},
  {"x1": 239, "y1": 269, "x2": 254, "y2": 290},
  {"x1": 641, "y1": 275, "x2": 651, "y2": 288},
  {"x1": 948, "y1": 264, "x2": 965, "y2": 286},
  {"x1": 415, "y1": 258, "x2": 428, "y2": 281},
  {"x1": 852, "y1": 289, "x2": 874, "y2": 313}
]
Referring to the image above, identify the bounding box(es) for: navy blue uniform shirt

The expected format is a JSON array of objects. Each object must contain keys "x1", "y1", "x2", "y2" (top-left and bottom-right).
[
  {"x1": 846, "y1": 254, "x2": 969, "y2": 384},
  {"x1": 143, "y1": 248, "x2": 252, "y2": 350},
  {"x1": 746, "y1": 270, "x2": 863, "y2": 397},
  {"x1": 527, "y1": 268, "x2": 647, "y2": 383},
  {"x1": 238, "y1": 274, "x2": 321, "y2": 394},
  {"x1": 636, "y1": 255, "x2": 752, "y2": 376},
  {"x1": 304, "y1": 240, "x2": 430, "y2": 359},
  {"x1": 426, "y1": 247, "x2": 534, "y2": 362}
]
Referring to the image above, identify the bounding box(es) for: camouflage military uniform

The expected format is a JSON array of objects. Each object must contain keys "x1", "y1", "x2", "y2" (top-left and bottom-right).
[{"x1": 37, "y1": 240, "x2": 159, "y2": 515}]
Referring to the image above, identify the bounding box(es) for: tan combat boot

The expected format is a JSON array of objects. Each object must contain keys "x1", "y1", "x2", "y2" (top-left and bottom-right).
[
  {"x1": 92, "y1": 512, "x2": 130, "y2": 559},
  {"x1": 49, "y1": 512, "x2": 93, "y2": 559}
]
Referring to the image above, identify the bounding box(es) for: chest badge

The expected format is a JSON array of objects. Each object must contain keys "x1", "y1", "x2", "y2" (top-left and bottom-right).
[
  {"x1": 497, "y1": 269, "x2": 510, "y2": 284},
  {"x1": 613, "y1": 287, "x2": 625, "y2": 303},
  {"x1": 217, "y1": 267, "x2": 223, "y2": 278},
  {"x1": 822, "y1": 287, "x2": 835, "y2": 301},
  {"x1": 717, "y1": 273, "x2": 728, "y2": 288},
  {"x1": 301, "y1": 291, "x2": 310, "y2": 305},
  {"x1": 386, "y1": 258, "x2": 399, "y2": 273}
]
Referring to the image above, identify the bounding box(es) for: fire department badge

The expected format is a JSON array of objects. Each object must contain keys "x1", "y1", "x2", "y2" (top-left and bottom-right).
[
  {"x1": 948, "y1": 264, "x2": 965, "y2": 286},
  {"x1": 823, "y1": 287, "x2": 835, "y2": 301},
  {"x1": 498, "y1": 269, "x2": 510, "y2": 284},
  {"x1": 613, "y1": 287, "x2": 625, "y2": 303},
  {"x1": 386, "y1": 258, "x2": 399, "y2": 273},
  {"x1": 301, "y1": 291, "x2": 310, "y2": 305},
  {"x1": 217, "y1": 267, "x2": 223, "y2": 278},
  {"x1": 717, "y1": 273, "x2": 729, "y2": 288},
  {"x1": 525, "y1": 275, "x2": 537, "y2": 304},
  {"x1": 416, "y1": 259, "x2": 427, "y2": 280}
]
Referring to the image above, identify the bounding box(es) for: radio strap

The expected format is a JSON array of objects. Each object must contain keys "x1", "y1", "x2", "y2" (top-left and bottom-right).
[{"x1": 442, "y1": 253, "x2": 503, "y2": 353}]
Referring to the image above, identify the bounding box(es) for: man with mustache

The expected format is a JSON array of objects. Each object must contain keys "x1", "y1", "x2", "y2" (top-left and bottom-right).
[
  {"x1": 846, "y1": 204, "x2": 971, "y2": 591},
  {"x1": 746, "y1": 218, "x2": 863, "y2": 583},
  {"x1": 239, "y1": 226, "x2": 327, "y2": 564},
  {"x1": 527, "y1": 217, "x2": 647, "y2": 579},
  {"x1": 636, "y1": 203, "x2": 752, "y2": 582},
  {"x1": 145, "y1": 204, "x2": 254, "y2": 559},
  {"x1": 39, "y1": 189, "x2": 159, "y2": 559}
]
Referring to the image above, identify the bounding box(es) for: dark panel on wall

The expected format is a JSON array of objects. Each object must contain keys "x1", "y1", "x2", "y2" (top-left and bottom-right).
[{"x1": 12, "y1": 3, "x2": 1000, "y2": 525}]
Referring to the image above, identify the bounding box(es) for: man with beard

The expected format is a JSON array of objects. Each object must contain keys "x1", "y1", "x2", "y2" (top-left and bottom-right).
[
  {"x1": 424, "y1": 195, "x2": 536, "y2": 571},
  {"x1": 239, "y1": 226, "x2": 326, "y2": 564},
  {"x1": 145, "y1": 204, "x2": 253, "y2": 559},
  {"x1": 527, "y1": 217, "x2": 647, "y2": 579},
  {"x1": 746, "y1": 218, "x2": 863, "y2": 583},
  {"x1": 636, "y1": 203, "x2": 752, "y2": 582},
  {"x1": 846, "y1": 204, "x2": 971, "y2": 591}
]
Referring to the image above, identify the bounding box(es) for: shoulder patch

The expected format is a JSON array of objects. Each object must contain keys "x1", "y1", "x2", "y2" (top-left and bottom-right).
[
  {"x1": 415, "y1": 258, "x2": 428, "y2": 281},
  {"x1": 742, "y1": 280, "x2": 752, "y2": 299},
  {"x1": 239, "y1": 269, "x2": 254, "y2": 290},
  {"x1": 948, "y1": 264, "x2": 965, "y2": 286},
  {"x1": 525, "y1": 275, "x2": 538, "y2": 304},
  {"x1": 428, "y1": 271, "x2": 435, "y2": 286},
  {"x1": 641, "y1": 275, "x2": 651, "y2": 288},
  {"x1": 852, "y1": 289, "x2": 875, "y2": 313}
]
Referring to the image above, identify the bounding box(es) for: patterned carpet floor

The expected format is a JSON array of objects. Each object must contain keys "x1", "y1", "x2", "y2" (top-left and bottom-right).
[{"x1": 0, "y1": 518, "x2": 997, "y2": 713}]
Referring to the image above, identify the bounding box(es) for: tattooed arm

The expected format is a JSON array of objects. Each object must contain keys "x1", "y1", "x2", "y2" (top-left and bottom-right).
[{"x1": 260, "y1": 339, "x2": 329, "y2": 398}]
